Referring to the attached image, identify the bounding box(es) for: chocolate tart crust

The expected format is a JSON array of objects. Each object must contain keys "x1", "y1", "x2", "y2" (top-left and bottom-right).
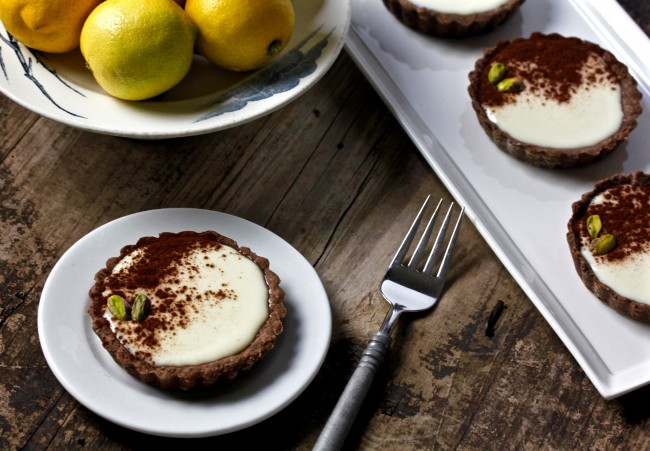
[
  {"x1": 88, "y1": 230, "x2": 287, "y2": 390},
  {"x1": 383, "y1": 0, "x2": 526, "y2": 37},
  {"x1": 468, "y1": 33, "x2": 643, "y2": 169},
  {"x1": 567, "y1": 171, "x2": 650, "y2": 322}
]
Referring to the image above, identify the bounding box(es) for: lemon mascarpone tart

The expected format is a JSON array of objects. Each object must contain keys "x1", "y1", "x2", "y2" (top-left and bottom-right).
[
  {"x1": 88, "y1": 231, "x2": 286, "y2": 390},
  {"x1": 468, "y1": 33, "x2": 642, "y2": 168},
  {"x1": 567, "y1": 172, "x2": 650, "y2": 322},
  {"x1": 382, "y1": 0, "x2": 526, "y2": 37}
]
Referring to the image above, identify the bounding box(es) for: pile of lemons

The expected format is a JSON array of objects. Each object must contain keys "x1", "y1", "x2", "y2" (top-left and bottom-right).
[{"x1": 0, "y1": 0, "x2": 295, "y2": 100}]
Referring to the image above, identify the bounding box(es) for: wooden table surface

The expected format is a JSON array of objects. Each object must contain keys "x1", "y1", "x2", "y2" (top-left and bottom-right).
[{"x1": 2, "y1": 2, "x2": 649, "y2": 449}]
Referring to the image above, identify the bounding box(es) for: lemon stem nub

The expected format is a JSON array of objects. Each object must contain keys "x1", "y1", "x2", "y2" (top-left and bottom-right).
[{"x1": 267, "y1": 39, "x2": 282, "y2": 56}]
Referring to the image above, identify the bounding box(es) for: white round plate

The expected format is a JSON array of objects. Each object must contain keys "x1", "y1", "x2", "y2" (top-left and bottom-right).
[
  {"x1": 0, "y1": 0, "x2": 350, "y2": 139},
  {"x1": 38, "y1": 209, "x2": 331, "y2": 438}
]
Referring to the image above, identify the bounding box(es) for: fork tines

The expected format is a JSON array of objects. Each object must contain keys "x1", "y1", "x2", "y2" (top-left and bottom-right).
[{"x1": 391, "y1": 196, "x2": 464, "y2": 278}]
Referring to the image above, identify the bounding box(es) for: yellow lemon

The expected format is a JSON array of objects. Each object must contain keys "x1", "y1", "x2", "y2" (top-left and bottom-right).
[
  {"x1": 185, "y1": 0, "x2": 295, "y2": 72},
  {"x1": 80, "y1": 0, "x2": 197, "y2": 101},
  {"x1": 0, "y1": 0, "x2": 103, "y2": 53}
]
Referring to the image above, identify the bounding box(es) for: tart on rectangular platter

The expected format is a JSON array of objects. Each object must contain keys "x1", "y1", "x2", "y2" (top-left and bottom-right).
[
  {"x1": 468, "y1": 33, "x2": 642, "y2": 168},
  {"x1": 383, "y1": 0, "x2": 526, "y2": 37},
  {"x1": 567, "y1": 172, "x2": 650, "y2": 322}
]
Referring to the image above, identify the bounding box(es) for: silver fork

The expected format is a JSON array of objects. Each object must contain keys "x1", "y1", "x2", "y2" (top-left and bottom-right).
[{"x1": 313, "y1": 196, "x2": 464, "y2": 451}]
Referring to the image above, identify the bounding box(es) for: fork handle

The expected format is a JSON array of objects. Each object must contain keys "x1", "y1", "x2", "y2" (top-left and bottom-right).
[{"x1": 313, "y1": 331, "x2": 392, "y2": 451}]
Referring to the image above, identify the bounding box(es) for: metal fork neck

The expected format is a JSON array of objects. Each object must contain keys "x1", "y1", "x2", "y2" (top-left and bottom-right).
[{"x1": 380, "y1": 304, "x2": 405, "y2": 334}]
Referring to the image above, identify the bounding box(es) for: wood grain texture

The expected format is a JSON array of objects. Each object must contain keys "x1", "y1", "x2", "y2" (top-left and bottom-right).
[{"x1": 1, "y1": 2, "x2": 649, "y2": 449}]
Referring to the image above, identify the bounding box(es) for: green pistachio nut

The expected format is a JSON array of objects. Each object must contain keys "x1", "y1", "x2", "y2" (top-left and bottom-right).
[
  {"x1": 586, "y1": 214, "x2": 602, "y2": 239},
  {"x1": 107, "y1": 295, "x2": 131, "y2": 320},
  {"x1": 488, "y1": 62, "x2": 506, "y2": 84},
  {"x1": 131, "y1": 293, "x2": 151, "y2": 321},
  {"x1": 497, "y1": 77, "x2": 524, "y2": 93},
  {"x1": 592, "y1": 234, "x2": 617, "y2": 255}
]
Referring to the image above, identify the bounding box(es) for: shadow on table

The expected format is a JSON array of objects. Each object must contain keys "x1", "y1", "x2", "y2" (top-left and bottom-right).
[{"x1": 616, "y1": 384, "x2": 650, "y2": 423}]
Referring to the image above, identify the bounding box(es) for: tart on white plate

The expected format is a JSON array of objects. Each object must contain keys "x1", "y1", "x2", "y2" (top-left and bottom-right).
[{"x1": 88, "y1": 230, "x2": 286, "y2": 390}]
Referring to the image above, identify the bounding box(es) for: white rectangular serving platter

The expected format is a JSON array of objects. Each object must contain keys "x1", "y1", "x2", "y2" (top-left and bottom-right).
[{"x1": 345, "y1": 0, "x2": 650, "y2": 399}]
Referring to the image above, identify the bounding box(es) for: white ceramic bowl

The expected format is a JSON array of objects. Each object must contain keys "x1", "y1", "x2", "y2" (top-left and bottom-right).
[{"x1": 0, "y1": 0, "x2": 350, "y2": 139}]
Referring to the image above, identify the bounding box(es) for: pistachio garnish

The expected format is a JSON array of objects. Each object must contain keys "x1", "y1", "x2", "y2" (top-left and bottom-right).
[
  {"x1": 592, "y1": 233, "x2": 617, "y2": 255},
  {"x1": 107, "y1": 295, "x2": 131, "y2": 320},
  {"x1": 131, "y1": 293, "x2": 151, "y2": 321},
  {"x1": 488, "y1": 62, "x2": 506, "y2": 84},
  {"x1": 586, "y1": 214, "x2": 602, "y2": 239},
  {"x1": 497, "y1": 77, "x2": 524, "y2": 93}
]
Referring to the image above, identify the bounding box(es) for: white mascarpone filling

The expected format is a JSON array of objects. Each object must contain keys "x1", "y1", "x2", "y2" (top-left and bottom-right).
[
  {"x1": 486, "y1": 82, "x2": 622, "y2": 149},
  {"x1": 105, "y1": 244, "x2": 269, "y2": 366},
  {"x1": 581, "y1": 248, "x2": 650, "y2": 305},
  {"x1": 408, "y1": 0, "x2": 509, "y2": 14}
]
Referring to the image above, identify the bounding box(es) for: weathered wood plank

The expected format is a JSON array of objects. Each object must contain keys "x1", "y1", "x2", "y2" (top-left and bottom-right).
[{"x1": 0, "y1": 97, "x2": 39, "y2": 159}]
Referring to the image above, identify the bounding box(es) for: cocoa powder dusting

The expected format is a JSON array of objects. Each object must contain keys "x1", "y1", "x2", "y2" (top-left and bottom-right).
[
  {"x1": 578, "y1": 184, "x2": 650, "y2": 263},
  {"x1": 106, "y1": 235, "x2": 229, "y2": 360},
  {"x1": 479, "y1": 33, "x2": 618, "y2": 108}
]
